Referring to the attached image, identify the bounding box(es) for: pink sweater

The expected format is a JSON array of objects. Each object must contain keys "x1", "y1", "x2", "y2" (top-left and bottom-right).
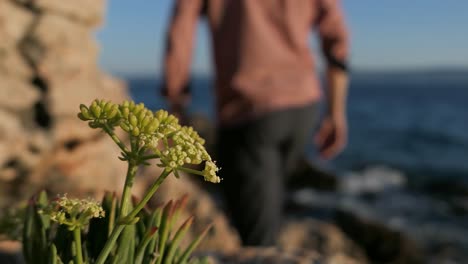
[{"x1": 163, "y1": 0, "x2": 349, "y2": 125}]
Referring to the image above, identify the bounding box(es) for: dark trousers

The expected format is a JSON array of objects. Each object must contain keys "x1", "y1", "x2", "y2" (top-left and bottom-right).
[{"x1": 217, "y1": 103, "x2": 318, "y2": 246}]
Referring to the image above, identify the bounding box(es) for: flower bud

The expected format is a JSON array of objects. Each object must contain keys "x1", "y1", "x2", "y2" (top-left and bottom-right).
[
  {"x1": 91, "y1": 105, "x2": 102, "y2": 118},
  {"x1": 120, "y1": 123, "x2": 131, "y2": 132},
  {"x1": 79, "y1": 104, "x2": 90, "y2": 116},
  {"x1": 145, "y1": 119, "x2": 160, "y2": 134},
  {"x1": 122, "y1": 107, "x2": 130, "y2": 118},
  {"x1": 78, "y1": 112, "x2": 90, "y2": 121},
  {"x1": 132, "y1": 127, "x2": 140, "y2": 137},
  {"x1": 138, "y1": 109, "x2": 147, "y2": 122},
  {"x1": 141, "y1": 116, "x2": 151, "y2": 128},
  {"x1": 107, "y1": 107, "x2": 119, "y2": 119},
  {"x1": 129, "y1": 114, "x2": 138, "y2": 127},
  {"x1": 169, "y1": 161, "x2": 177, "y2": 168}
]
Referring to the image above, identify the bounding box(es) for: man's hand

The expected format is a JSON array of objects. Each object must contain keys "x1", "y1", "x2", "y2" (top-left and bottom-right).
[
  {"x1": 314, "y1": 114, "x2": 347, "y2": 159},
  {"x1": 315, "y1": 66, "x2": 349, "y2": 160}
]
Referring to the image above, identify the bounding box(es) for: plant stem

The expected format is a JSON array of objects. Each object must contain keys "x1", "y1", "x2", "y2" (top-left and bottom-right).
[
  {"x1": 95, "y1": 225, "x2": 125, "y2": 264},
  {"x1": 128, "y1": 169, "x2": 171, "y2": 219},
  {"x1": 95, "y1": 170, "x2": 172, "y2": 264},
  {"x1": 73, "y1": 228, "x2": 83, "y2": 264},
  {"x1": 120, "y1": 162, "x2": 138, "y2": 216},
  {"x1": 103, "y1": 124, "x2": 129, "y2": 154},
  {"x1": 140, "y1": 154, "x2": 160, "y2": 160},
  {"x1": 177, "y1": 167, "x2": 205, "y2": 177}
]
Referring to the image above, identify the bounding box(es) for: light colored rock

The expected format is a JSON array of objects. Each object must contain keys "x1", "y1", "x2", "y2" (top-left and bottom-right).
[
  {"x1": 0, "y1": 47, "x2": 32, "y2": 79},
  {"x1": 29, "y1": 135, "x2": 127, "y2": 197},
  {"x1": 35, "y1": 0, "x2": 106, "y2": 27},
  {"x1": 48, "y1": 72, "x2": 128, "y2": 117},
  {"x1": 52, "y1": 116, "x2": 100, "y2": 145},
  {"x1": 37, "y1": 43, "x2": 99, "y2": 80},
  {"x1": 0, "y1": 0, "x2": 131, "y2": 232},
  {"x1": 29, "y1": 12, "x2": 89, "y2": 47},
  {"x1": 21, "y1": 13, "x2": 99, "y2": 78},
  {"x1": 200, "y1": 247, "x2": 321, "y2": 264},
  {"x1": 0, "y1": 0, "x2": 33, "y2": 49},
  {"x1": 0, "y1": 75, "x2": 40, "y2": 112},
  {"x1": 279, "y1": 219, "x2": 368, "y2": 263},
  {"x1": 0, "y1": 110, "x2": 27, "y2": 180},
  {"x1": 201, "y1": 245, "x2": 364, "y2": 264}
]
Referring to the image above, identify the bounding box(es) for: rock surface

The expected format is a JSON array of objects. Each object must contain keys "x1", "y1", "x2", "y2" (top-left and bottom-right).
[
  {"x1": 200, "y1": 246, "x2": 362, "y2": 264},
  {"x1": 279, "y1": 218, "x2": 368, "y2": 263},
  {"x1": 0, "y1": 0, "x2": 128, "y2": 205},
  {"x1": 0, "y1": 0, "x2": 33, "y2": 49}
]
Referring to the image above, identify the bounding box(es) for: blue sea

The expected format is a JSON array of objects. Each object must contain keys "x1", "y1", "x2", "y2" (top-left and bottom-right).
[
  {"x1": 128, "y1": 70, "x2": 468, "y2": 182},
  {"x1": 128, "y1": 70, "x2": 468, "y2": 260}
]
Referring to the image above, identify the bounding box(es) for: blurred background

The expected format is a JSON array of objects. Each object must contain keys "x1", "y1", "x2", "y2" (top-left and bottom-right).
[
  {"x1": 0, "y1": 0, "x2": 467, "y2": 263},
  {"x1": 98, "y1": 0, "x2": 468, "y2": 179},
  {"x1": 97, "y1": 0, "x2": 468, "y2": 262}
]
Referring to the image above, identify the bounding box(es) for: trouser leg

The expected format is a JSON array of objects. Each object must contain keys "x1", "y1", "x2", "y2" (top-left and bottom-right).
[
  {"x1": 282, "y1": 104, "x2": 319, "y2": 176},
  {"x1": 218, "y1": 124, "x2": 284, "y2": 246},
  {"x1": 217, "y1": 103, "x2": 318, "y2": 246}
]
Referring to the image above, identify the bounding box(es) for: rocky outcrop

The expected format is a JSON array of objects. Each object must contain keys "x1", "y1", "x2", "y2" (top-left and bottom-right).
[
  {"x1": 0, "y1": 0, "x2": 128, "y2": 203},
  {"x1": 335, "y1": 209, "x2": 423, "y2": 264},
  {"x1": 279, "y1": 219, "x2": 368, "y2": 263}
]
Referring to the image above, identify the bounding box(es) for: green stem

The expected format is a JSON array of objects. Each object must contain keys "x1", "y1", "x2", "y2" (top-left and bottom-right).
[
  {"x1": 177, "y1": 167, "x2": 204, "y2": 177},
  {"x1": 95, "y1": 170, "x2": 172, "y2": 264},
  {"x1": 95, "y1": 225, "x2": 124, "y2": 264},
  {"x1": 140, "y1": 154, "x2": 160, "y2": 160},
  {"x1": 120, "y1": 162, "x2": 138, "y2": 216},
  {"x1": 127, "y1": 169, "x2": 171, "y2": 219},
  {"x1": 103, "y1": 124, "x2": 129, "y2": 154},
  {"x1": 73, "y1": 228, "x2": 83, "y2": 264}
]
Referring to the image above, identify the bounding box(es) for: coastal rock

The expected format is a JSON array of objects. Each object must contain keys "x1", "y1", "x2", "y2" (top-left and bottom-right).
[
  {"x1": 335, "y1": 209, "x2": 424, "y2": 264},
  {"x1": 0, "y1": 110, "x2": 27, "y2": 176},
  {"x1": 279, "y1": 218, "x2": 368, "y2": 263},
  {"x1": 202, "y1": 247, "x2": 321, "y2": 264},
  {"x1": 0, "y1": 0, "x2": 129, "y2": 230},
  {"x1": 288, "y1": 158, "x2": 338, "y2": 191},
  {"x1": 200, "y1": 246, "x2": 363, "y2": 264},
  {"x1": 20, "y1": 13, "x2": 98, "y2": 77},
  {"x1": 34, "y1": 0, "x2": 106, "y2": 27},
  {"x1": 52, "y1": 116, "x2": 101, "y2": 145},
  {"x1": 48, "y1": 72, "x2": 128, "y2": 117},
  {"x1": 0, "y1": 0, "x2": 33, "y2": 49},
  {"x1": 0, "y1": 76, "x2": 40, "y2": 112},
  {"x1": 0, "y1": 48, "x2": 32, "y2": 79},
  {"x1": 32, "y1": 136, "x2": 127, "y2": 196}
]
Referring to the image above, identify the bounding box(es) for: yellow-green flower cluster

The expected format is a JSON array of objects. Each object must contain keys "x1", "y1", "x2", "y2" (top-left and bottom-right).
[
  {"x1": 77, "y1": 99, "x2": 221, "y2": 183},
  {"x1": 161, "y1": 126, "x2": 220, "y2": 183},
  {"x1": 202, "y1": 160, "x2": 220, "y2": 183},
  {"x1": 41, "y1": 195, "x2": 105, "y2": 230},
  {"x1": 119, "y1": 101, "x2": 161, "y2": 137},
  {"x1": 78, "y1": 99, "x2": 121, "y2": 128}
]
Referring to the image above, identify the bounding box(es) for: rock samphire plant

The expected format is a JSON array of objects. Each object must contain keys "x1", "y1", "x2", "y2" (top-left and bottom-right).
[{"x1": 21, "y1": 99, "x2": 221, "y2": 264}]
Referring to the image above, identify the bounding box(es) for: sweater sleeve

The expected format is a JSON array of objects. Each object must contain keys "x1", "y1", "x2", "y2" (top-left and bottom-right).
[
  {"x1": 316, "y1": 0, "x2": 350, "y2": 71},
  {"x1": 162, "y1": 0, "x2": 204, "y2": 104}
]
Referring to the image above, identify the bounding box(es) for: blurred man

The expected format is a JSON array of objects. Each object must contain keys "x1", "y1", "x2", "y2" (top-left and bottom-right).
[{"x1": 162, "y1": 0, "x2": 349, "y2": 246}]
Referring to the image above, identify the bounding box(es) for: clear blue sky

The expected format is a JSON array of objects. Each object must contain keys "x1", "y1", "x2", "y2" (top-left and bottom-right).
[{"x1": 97, "y1": 0, "x2": 468, "y2": 77}]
